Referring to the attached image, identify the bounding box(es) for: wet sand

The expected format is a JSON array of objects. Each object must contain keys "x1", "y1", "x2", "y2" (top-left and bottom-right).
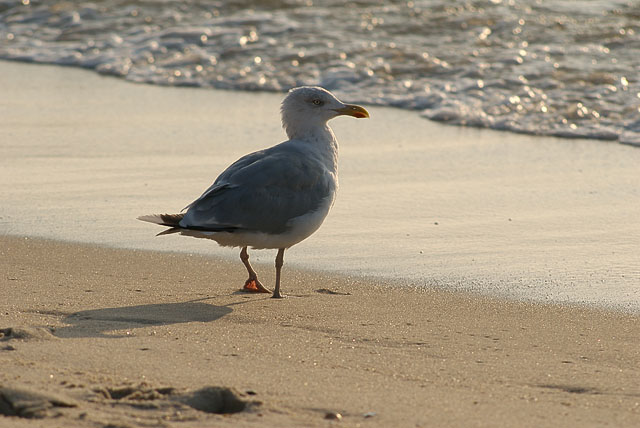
[
  {"x1": 1, "y1": 235, "x2": 640, "y2": 427},
  {"x1": 2, "y1": 60, "x2": 639, "y2": 311}
]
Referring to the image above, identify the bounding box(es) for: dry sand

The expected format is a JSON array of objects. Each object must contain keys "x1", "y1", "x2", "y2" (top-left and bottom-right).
[{"x1": 1, "y1": 235, "x2": 639, "y2": 427}]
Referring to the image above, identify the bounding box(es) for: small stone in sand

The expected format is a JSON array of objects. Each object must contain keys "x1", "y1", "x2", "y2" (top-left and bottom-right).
[{"x1": 324, "y1": 411, "x2": 343, "y2": 420}]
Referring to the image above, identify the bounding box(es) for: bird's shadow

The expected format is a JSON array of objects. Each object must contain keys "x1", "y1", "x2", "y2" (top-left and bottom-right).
[{"x1": 54, "y1": 298, "x2": 233, "y2": 338}]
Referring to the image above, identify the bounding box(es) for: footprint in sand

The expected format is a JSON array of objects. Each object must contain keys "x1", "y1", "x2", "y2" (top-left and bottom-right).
[
  {"x1": 0, "y1": 327, "x2": 58, "y2": 342},
  {"x1": 96, "y1": 384, "x2": 258, "y2": 415},
  {"x1": 0, "y1": 385, "x2": 77, "y2": 419}
]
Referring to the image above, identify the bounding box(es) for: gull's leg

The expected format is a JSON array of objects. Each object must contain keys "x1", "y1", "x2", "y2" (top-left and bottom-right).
[
  {"x1": 240, "y1": 247, "x2": 271, "y2": 293},
  {"x1": 272, "y1": 248, "x2": 285, "y2": 299}
]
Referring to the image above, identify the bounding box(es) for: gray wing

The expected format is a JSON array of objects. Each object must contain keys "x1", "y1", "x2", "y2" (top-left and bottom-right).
[{"x1": 180, "y1": 143, "x2": 334, "y2": 234}]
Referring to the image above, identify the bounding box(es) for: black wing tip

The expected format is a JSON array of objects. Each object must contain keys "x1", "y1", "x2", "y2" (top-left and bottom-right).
[
  {"x1": 139, "y1": 214, "x2": 241, "y2": 234},
  {"x1": 156, "y1": 227, "x2": 181, "y2": 236}
]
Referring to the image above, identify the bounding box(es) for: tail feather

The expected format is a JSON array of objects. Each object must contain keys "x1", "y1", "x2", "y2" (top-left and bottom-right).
[{"x1": 137, "y1": 213, "x2": 185, "y2": 227}]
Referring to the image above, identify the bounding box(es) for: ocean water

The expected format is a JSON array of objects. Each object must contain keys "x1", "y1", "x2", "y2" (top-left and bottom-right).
[{"x1": 1, "y1": 0, "x2": 639, "y2": 145}]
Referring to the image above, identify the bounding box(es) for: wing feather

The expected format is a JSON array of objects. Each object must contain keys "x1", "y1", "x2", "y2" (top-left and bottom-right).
[{"x1": 180, "y1": 142, "x2": 334, "y2": 234}]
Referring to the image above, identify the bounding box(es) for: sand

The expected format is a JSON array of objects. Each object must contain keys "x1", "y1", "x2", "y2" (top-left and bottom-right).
[{"x1": 1, "y1": 235, "x2": 640, "y2": 427}]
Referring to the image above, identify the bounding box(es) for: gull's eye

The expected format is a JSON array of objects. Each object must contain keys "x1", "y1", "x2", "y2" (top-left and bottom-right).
[{"x1": 311, "y1": 99, "x2": 323, "y2": 106}]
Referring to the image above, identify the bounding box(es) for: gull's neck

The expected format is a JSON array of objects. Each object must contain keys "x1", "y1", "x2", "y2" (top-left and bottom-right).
[
  {"x1": 284, "y1": 116, "x2": 333, "y2": 140},
  {"x1": 286, "y1": 121, "x2": 339, "y2": 172}
]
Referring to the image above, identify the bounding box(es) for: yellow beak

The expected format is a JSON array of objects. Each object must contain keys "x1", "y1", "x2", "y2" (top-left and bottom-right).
[{"x1": 334, "y1": 104, "x2": 370, "y2": 119}]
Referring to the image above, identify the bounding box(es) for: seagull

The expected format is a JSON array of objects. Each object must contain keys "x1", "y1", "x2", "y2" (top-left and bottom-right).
[{"x1": 138, "y1": 86, "x2": 369, "y2": 298}]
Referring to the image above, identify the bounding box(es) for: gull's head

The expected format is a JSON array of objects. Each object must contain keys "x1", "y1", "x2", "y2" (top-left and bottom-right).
[{"x1": 281, "y1": 86, "x2": 369, "y2": 139}]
